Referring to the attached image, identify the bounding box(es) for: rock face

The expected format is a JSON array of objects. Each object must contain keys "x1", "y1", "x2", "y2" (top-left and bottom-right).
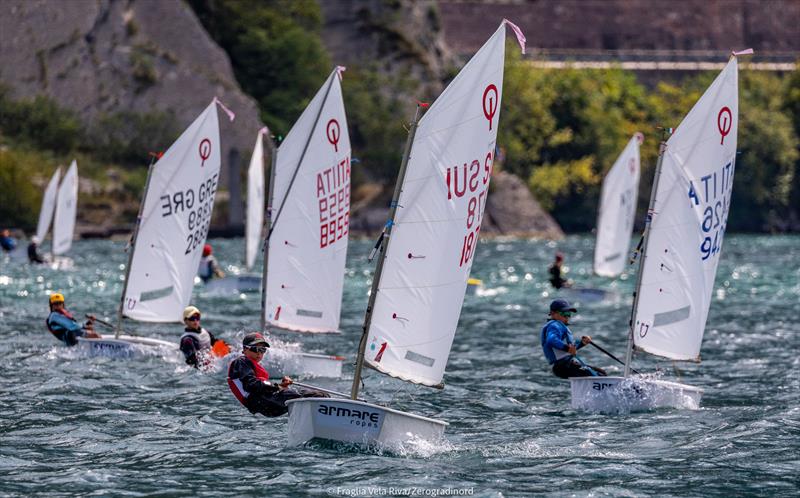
[
  {"x1": 0, "y1": 0, "x2": 264, "y2": 184},
  {"x1": 482, "y1": 171, "x2": 563, "y2": 239},
  {"x1": 319, "y1": 0, "x2": 458, "y2": 95}
]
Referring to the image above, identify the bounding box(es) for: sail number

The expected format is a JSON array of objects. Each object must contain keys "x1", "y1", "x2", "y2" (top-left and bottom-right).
[
  {"x1": 157, "y1": 173, "x2": 219, "y2": 256},
  {"x1": 447, "y1": 151, "x2": 493, "y2": 268},
  {"x1": 317, "y1": 157, "x2": 351, "y2": 248},
  {"x1": 688, "y1": 161, "x2": 734, "y2": 262}
]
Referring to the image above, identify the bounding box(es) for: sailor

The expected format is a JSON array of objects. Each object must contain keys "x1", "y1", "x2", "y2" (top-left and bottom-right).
[
  {"x1": 548, "y1": 252, "x2": 571, "y2": 289},
  {"x1": 0, "y1": 229, "x2": 16, "y2": 252},
  {"x1": 46, "y1": 293, "x2": 101, "y2": 346},
  {"x1": 540, "y1": 299, "x2": 606, "y2": 378},
  {"x1": 179, "y1": 305, "x2": 228, "y2": 368},
  {"x1": 197, "y1": 244, "x2": 225, "y2": 283},
  {"x1": 227, "y1": 332, "x2": 328, "y2": 417},
  {"x1": 27, "y1": 237, "x2": 45, "y2": 264}
]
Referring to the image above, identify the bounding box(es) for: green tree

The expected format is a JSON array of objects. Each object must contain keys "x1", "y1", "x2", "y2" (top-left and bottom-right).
[
  {"x1": 188, "y1": 0, "x2": 331, "y2": 134},
  {"x1": 0, "y1": 149, "x2": 57, "y2": 230}
]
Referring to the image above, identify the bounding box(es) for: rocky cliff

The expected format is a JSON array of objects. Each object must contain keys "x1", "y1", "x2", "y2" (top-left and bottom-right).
[{"x1": 0, "y1": 0, "x2": 264, "y2": 184}]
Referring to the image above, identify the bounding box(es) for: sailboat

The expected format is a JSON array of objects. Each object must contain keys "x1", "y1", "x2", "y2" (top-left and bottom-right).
[
  {"x1": 258, "y1": 66, "x2": 353, "y2": 378},
  {"x1": 200, "y1": 128, "x2": 268, "y2": 294},
  {"x1": 49, "y1": 160, "x2": 79, "y2": 269},
  {"x1": 80, "y1": 98, "x2": 233, "y2": 357},
  {"x1": 571, "y1": 51, "x2": 750, "y2": 413},
  {"x1": 593, "y1": 133, "x2": 642, "y2": 278},
  {"x1": 286, "y1": 20, "x2": 526, "y2": 448}
]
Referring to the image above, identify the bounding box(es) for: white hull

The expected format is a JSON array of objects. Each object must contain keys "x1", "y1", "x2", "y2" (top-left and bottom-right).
[
  {"x1": 76, "y1": 334, "x2": 176, "y2": 358},
  {"x1": 202, "y1": 275, "x2": 261, "y2": 293},
  {"x1": 560, "y1": 287, "x2": 616, "y2": 303},
  {"x1": 286, "y1": 398, "x2": 447, "y2": 448},
  {"x1": 570, "y1": 376, "x2": 703, "y2": 413},
  {"x1": 266, "y1": 351, "x2": 343, "y2": 379}
]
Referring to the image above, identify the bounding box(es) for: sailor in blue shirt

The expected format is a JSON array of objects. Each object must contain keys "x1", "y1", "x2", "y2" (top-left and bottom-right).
[
  {"x1": 46, "y1": 293, "x2": 101, "y2": 346},
  {"x1": 540, "y1": 299, "x2": 606, "y2": 378}
]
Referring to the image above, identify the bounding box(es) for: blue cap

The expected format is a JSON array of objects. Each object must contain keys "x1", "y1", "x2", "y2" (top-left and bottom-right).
[{"x1": 550, "y1": 298, "x2": 577, "y2": 313}]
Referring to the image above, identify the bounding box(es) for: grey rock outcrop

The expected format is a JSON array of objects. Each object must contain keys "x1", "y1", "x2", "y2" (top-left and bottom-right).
[
  {"x1": 482, "y1": 171, "x2": 563, "y2": 239},
  {"x1": 0, "y1": 0, "x2": 263, "y2": 183}
]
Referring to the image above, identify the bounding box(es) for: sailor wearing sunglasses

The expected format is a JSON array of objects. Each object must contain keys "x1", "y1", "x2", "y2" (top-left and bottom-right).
[
  {"x1": 540, "y1": 299, "x2": 606, "y2": 379},
  {"x1": 227, "y1": 332, "x2": 328, "y2": 417}
]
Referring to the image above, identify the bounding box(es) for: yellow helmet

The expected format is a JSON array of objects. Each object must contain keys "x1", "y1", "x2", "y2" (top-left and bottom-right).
[{"x1": 49, "y1": 293, "x2": 65, "y2": 304}]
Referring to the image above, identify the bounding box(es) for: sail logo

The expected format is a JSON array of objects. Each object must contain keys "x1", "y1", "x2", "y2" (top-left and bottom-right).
[
  {"x1": 326, "y1": 119, "x2": 340, "y2": 152},
  {"x1": 482, "y1": 84, "x2": 498, "y2": 130},
  {"x1": 199, "y1": 138, "x2": 212, "y2": 167},
  {"x1": 717, "y1": 107, "x2": 732, "y2": 145}
]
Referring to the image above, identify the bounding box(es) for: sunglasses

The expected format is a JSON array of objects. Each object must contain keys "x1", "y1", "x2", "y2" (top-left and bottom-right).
[
  {"x1": 559, "y1": 311, "x2": 574, "y2": 318},
  {"x1": 247, "y1": 345, "x2": 268, "y2": 353},
  {"x1": 187, "y1": 315, "x2": 201, "y2": 321}
]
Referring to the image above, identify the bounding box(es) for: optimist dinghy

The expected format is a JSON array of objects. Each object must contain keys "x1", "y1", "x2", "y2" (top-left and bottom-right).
[
  {"x1": 85, "y1": 99, "x2": 232, "y2": 357},
  {"x1": 287, "y1": 20, "x2": 526, "y2": 449},
  {"x1": 571, "y1": 51, "x2": 751, "y2": 412}
]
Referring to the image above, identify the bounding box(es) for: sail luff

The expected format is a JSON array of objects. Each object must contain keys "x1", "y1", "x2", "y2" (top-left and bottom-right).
[
  {"x1": 116, "y1": 153, "x2": 158, "y2": 337},
  {"x1": 246, "y1": 129, "x2": 267, "y2": 270},
  {"x1": 259, "y1": 134, "x2": 277, "y2": 333},
  {"x1": 624, "y1": 131, "x2": 670, "y2": 376},
  {"x1": 351, "y1": 104, "x2": 425, "y2": 400}
]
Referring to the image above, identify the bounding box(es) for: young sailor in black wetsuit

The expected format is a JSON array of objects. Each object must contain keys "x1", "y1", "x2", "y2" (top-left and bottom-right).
[
  {"x1": 548, "y1": 252, "x2": 571, "y2": 289},
  {"x1": 46, "y1": 293, "x2": 101, "y2": 346},
  {"x1": 179, "y1": 306, "x2": 229, "y2": 368},
  {"x1": 227, "y1": 333, "x2": 328, "y2": 417}
]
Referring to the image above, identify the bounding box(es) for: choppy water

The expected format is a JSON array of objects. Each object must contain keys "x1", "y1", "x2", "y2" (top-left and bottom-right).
[{"x1": 1, "y1": 235, "x2": 798, "y2": 497}]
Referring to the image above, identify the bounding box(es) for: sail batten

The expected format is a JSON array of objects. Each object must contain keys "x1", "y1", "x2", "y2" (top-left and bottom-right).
[
  {"x1": 263, "y1": 69, "x2": 351, "y2": 333},
  {"x1": 123, "y1": 101, "x2": 223, "y2": 322},
  {"x1": 362, "y1": 22, "x2": 511, "y2": 387},
  {"x1": 632, "y1": 56, "x2": 740, "y2": 361}
]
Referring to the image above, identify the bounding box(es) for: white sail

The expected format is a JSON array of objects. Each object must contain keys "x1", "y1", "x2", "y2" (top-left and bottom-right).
[
  {"x1": 245, "y1": 128, "x2": 266, "y2": 270},
  {"x1": 52, "y1": 160, "x2": 78, "y2": 255},
  {"x1": 123, "y1": 101, "x2": 223, "y2": 322},
  {"x1": 263, "y1": 69, "x2": 351, "y2": 333},
  {"x1": 35, "y1": 167, "x2": 61, "y2": 243},
  {"x1": 363, "y1": 23, "x2": 509, "y2": 387},
  {"x1": 633, "y1": 56, "x2": 740, "y2": 360},
  {"x1": 594, "y1": 134, "x2": 641, "y2": 277}
]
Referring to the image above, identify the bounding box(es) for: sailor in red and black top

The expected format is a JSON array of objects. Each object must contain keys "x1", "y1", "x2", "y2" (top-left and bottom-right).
[{"x1": 227, "y1": 332, "x2": 328, "y2": 417}]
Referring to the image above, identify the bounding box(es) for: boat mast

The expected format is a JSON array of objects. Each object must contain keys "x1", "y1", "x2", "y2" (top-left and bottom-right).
[
  {"x1": 351, "y1": 104, "x2": 424, "y2": 400},
  {"x1": 624, "y1": 128, "x2": 672, "y2": 376},
  {"x1": 259, "y1": 133, "x2": 278, "y2": 333},
  {"x1": 115, "y1": 154, "x2": 157, "y2": 338}
]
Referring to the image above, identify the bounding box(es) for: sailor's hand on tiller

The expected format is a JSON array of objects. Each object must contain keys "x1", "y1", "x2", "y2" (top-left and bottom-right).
[
  {"x1": 581, "y1": 335, "x2": 592, "y2": 345},
  {"x1": 567, "y1": 344, "x2": 577, "y2": 355},
  {"x1": 280, "y1": 376, "x2": 293, "y2": 389}
]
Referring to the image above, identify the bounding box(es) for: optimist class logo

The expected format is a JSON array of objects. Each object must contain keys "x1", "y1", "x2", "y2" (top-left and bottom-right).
[
  {"x1": 199, "y1": 139, "x2": 211, "y2": 167},
  {"x1": 717, "y1": 107, "x2": 732, "y2": 145},
  {"x1": 483, "y1": 84, "x2": 498, "y2": 130},
  {"x1": 326, "y1": 119, "x2": 340, "y2": 152}
]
